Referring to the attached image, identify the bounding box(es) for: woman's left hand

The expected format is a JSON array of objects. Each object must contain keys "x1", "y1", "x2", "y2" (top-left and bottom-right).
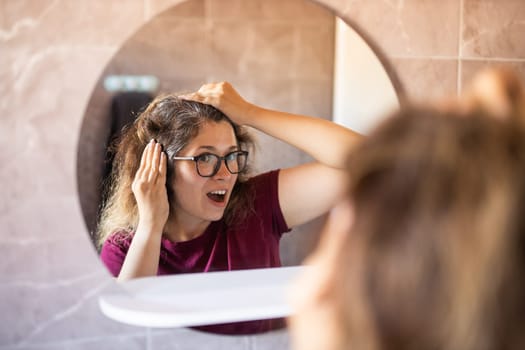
[{"x1": 180, "y1": 82, "x2": 255, "y2": 125}]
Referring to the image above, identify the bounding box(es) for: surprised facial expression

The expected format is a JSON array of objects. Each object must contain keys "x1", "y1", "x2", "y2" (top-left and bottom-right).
[{"x1": 171, "y1": 120, "x2": 240, "y2": 225}]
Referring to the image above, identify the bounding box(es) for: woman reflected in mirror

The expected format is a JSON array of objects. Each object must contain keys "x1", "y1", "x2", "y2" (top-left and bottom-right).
[
  {"x1": 96, "y1": 82, "x2": 361, "y2": 334},
  {"x1": 288, "y1": 68, "x2": 525, "y2": 350}
]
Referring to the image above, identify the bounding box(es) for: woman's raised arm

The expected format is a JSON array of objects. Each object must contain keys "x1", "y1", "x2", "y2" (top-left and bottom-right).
[{"x1": 183, "y1": 82, "x2": 362, "y2": 228}]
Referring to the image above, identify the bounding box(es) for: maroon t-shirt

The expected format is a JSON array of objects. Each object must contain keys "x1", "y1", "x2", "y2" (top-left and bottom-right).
[{"x1": 100, "y1": 169, "x2": 291, "y2": 334}]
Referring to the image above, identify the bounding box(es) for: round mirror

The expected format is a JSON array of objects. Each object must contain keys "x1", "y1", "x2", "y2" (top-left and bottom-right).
[
  {"x1": 78, "y1": 0, "x2": 402, "y2": 267},
  {"x1": 77, "y1": 0, "x2": 402, "y2": 334}
]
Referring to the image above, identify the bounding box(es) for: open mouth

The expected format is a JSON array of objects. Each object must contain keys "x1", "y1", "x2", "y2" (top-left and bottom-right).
[{"x1": 207, "y1": 190, "x2": 227, "y2": 203}]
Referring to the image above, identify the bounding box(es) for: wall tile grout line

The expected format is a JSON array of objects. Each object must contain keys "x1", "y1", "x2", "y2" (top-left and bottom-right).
[
  {"x1": 390, "y1": 55, "x2": 525, "y2": 62},
  {"x1": 0, "y1": 333, "x2": 148, "y2": 349},
  {"x1": 248, "y1": 335, "x2": 254, "y2": 350},
  {"x1": 144, "y1": 0, "x2": 150, "y2": 21},
  {"x1": 457, "y1": 0, "x2": 464, "y2": 95},
  {"x1": 147, "y1": 327, "x2": 152, "y2": 350}
]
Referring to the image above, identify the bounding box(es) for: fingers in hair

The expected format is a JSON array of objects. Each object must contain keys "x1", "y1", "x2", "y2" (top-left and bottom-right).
[
  {"x1": 158, "y1": 152, "x2": 167, "y2": 184},
  {"x1": 136, "y1": 140, "x2": 153, "y2": 180},
  {"x1": 148, "y1": 142, "x2": 161, "y2": 182}
]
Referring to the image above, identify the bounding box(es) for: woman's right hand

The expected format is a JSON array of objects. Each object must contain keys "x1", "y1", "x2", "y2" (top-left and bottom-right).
[
  {"x1": 131, "y1": 139, "x2": 169, "y2": 235},
  {"x1": 181, "y1": 82, "x2": 256, "y2": 125}
]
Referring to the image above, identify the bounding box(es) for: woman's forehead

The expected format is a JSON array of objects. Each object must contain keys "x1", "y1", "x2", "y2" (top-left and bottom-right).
[{"x1": 186, "y1": 120, "x2": 238, "y2": 150}]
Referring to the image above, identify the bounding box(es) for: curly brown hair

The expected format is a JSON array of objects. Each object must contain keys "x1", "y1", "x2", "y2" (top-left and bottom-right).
[{"x1": 96, "y1": 95, "x2": 255, "y2": 249}]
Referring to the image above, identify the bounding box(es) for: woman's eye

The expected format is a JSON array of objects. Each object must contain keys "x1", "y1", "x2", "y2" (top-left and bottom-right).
[
  {"x1": 197, "y1": 154, "x2": 215, "y2": 163},
  {"x1": 226, "y1": 152, "x2": 238, "y2": 161}
]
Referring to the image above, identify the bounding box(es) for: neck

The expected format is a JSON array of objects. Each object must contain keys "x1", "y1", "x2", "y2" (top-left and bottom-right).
[{"x1": 163, "y1": 213, "x2": 210, "y2": 242}]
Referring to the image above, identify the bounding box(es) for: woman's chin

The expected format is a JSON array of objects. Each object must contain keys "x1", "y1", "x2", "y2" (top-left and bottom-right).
[
  {"x1": 205, "y1": 208, "x2": 226, "y2": 222},
  {"x1": 204, "y1": 198, "x2": 229, "y2": 220}
]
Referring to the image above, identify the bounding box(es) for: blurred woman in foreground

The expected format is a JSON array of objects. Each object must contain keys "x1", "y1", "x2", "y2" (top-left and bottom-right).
[{"x1": 289, "y1": 68, "x2": 525, "y2": 350}]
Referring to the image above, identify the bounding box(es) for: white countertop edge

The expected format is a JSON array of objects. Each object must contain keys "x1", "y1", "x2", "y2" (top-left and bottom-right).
[{"x1": 99, "y1": 295, "x2": 292, "y2": 328}]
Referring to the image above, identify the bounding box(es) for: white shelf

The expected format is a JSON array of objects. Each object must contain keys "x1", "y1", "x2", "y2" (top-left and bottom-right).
[{"x1": 99, "y1": 266, "x2": 303, "y2": 328}]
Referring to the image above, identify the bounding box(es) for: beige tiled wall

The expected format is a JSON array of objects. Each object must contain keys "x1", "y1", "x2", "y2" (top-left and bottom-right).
[{"x1": 2, "y1": 0, "x2": 525, "y2": 348}]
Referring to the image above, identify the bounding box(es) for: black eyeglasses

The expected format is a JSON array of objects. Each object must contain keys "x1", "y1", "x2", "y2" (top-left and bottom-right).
[{"x1": 172, "y1": 150, "x2": 249, "y2": 177}]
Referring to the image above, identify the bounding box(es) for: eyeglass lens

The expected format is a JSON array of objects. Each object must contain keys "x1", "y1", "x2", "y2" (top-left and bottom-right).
[{"x1": 196, "y1": 152, "x2": 247, "y2": 177}]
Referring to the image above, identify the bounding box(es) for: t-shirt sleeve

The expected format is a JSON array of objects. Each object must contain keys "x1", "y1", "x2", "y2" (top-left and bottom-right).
[
  {"x1": 250, "y1": 169, "x2": 291, "y2": 238},
  {"x1": 99, "y1": 231, "x2": 131, "y2": 277}
]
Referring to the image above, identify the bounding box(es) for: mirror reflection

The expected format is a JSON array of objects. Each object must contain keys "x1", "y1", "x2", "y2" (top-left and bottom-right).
[{"x1": 78, "y1": 0, "x2": 400, "y2": 335}]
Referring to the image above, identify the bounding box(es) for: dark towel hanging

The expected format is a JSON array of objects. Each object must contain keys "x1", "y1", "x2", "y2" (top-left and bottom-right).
[
  {"x1": 110, "y1": 91, "x2": 153, "y2": 140},
  {"x1": 101, "y1": 91, "x2": 153, "y2": 198}
]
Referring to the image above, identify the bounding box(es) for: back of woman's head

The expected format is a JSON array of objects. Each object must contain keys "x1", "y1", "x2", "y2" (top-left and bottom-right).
[
  {"x1": 96, "y1": 95, "x2": 254, "y2": 247},
  {"x1": 343, "y1": 108, "x2": 525, "y2": 350}
]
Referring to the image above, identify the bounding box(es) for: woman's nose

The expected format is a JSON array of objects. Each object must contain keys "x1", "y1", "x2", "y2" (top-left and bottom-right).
[{"x1": 213, "y1": 159, "x2": 232, "y2": 179}]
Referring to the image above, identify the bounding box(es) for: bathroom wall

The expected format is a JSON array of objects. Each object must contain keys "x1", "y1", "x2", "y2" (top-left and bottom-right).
[{"x1": 2, "y1": 0, "x2": 525, "y2": 349}]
